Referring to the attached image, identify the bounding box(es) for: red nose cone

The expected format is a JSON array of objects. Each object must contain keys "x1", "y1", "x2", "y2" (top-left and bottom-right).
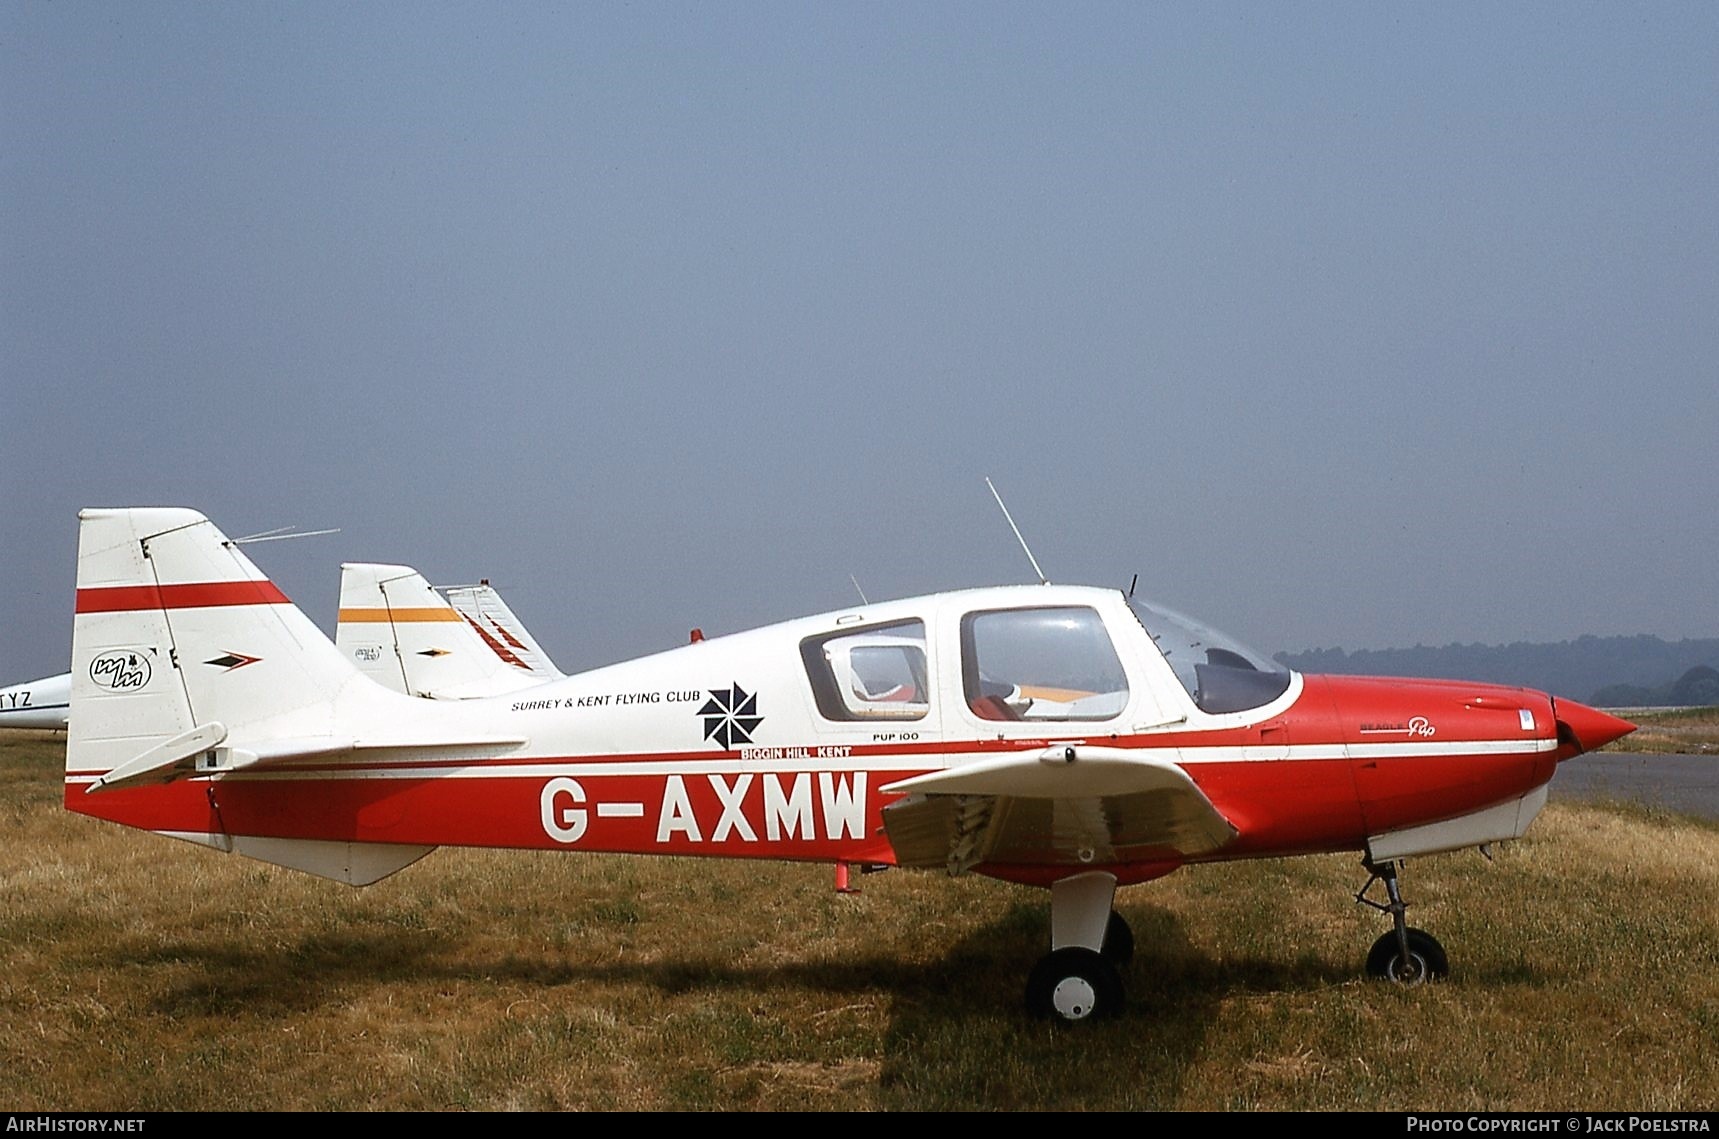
[{"x1": 1553, "y1": 699, "x2": 1636, "y2": 754}]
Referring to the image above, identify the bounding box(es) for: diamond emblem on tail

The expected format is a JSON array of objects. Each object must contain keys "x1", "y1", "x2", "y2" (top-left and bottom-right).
[{"x1": 203, "y1": 652, "x2": 262, "y2": 671}]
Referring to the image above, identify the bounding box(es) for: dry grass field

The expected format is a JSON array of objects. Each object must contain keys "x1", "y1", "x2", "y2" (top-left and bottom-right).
[
  {"x1": 3, "y1": 732, "x2": 1716, "y2": 1111},
  {"x1": 1606, "y1": 706, "x2": 1719, "y2": 755}
]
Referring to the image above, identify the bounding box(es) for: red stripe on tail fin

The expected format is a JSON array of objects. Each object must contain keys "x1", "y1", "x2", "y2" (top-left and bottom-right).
[{"x1": 76, "y1": 580, "x2": 291, "y2": 613}]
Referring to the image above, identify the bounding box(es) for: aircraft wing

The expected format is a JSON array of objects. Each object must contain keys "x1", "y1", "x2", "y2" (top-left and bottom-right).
[{"x1": 880, "y1": 746, "x2": 1237, "y2": 873}]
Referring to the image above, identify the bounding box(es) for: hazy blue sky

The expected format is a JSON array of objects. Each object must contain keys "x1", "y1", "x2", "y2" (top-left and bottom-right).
[{"x1": 4, "y1": 3, "x2": 1716, "y2": 682}]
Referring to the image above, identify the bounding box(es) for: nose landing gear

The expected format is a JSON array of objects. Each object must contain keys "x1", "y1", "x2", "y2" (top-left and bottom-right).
[{"x1": 1357, "y1": 860, "x2": 1449, "y2": 984}]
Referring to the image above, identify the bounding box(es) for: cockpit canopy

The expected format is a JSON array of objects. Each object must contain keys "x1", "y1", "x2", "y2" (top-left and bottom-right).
[
  {"x1": 1126, "y1": 597, "x2": 1291, "y2": 714},
  {"x1": 797, "y1": 586, "x2": 1293, "y2": 728}
]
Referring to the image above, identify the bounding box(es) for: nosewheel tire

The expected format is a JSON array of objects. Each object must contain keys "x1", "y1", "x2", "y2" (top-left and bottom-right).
[{"x1": 1365, "y1": 928, "x2": 1449, "y2": 984}]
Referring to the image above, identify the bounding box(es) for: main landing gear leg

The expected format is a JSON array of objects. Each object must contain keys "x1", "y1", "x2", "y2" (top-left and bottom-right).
[
  {"x1": 1025, "y1": 871, "x2": 1127, "y2": 1023},
  {"x1": 1357, "y1": 860, "x2": 1449, "y2": 985}
]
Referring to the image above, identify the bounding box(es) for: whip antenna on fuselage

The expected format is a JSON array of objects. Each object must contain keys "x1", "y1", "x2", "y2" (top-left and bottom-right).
[
  {"x1": 985, "y1": 477, "x2": 1049, "y2": 585},
  {"x1": 850, "y1": 574, "x2": 869, "y2": 605},
  {"x1": 231, "y1": 525, "x2": 341, "y2": 545}
]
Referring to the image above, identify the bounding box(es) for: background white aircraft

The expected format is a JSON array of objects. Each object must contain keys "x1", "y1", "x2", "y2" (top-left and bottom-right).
[
  {"x1": 0, "y1": 670, "x2": 70, "y2": 730},
  {"x1": 446, "y1": 581, "x2": 565, "y2": 682},
  {"x1": 336, "y1": 564, "x2": 562, "y2": 698}
]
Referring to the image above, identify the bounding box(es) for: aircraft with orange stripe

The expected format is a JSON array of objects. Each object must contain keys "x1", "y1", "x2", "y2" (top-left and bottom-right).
[
  {"x1": 335, "y1": 564, "x2": 563, "y2": 698},
  {"x1": 63, "y1": 507, "x2": 1634, "y2": 1022}
]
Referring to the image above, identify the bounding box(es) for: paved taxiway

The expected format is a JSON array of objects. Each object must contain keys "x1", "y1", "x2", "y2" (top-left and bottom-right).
[{"x1": 1553, "y1": 753, "x2": 1719, "y2": 821}]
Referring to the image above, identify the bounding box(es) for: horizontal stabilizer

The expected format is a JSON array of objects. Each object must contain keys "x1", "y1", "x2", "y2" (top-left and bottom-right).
[
  {"x1": 239, "y1": 733, "x2": 529, "y2": 761},
  {"x1": 89, "y1": 728, "x2": 527, "y2": 793},
  {"x1": 86, "y1": 722, "x2": 228, "y2": 795}
]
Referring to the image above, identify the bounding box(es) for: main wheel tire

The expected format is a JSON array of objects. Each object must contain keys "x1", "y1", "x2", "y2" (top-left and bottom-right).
[
  {"x1": 1025, "y1": 947, "x2": 1124, "y2": 1023},
  {"x1": 1365, "y1": 928, "x2": 1450, "y2": 984},
  {"x1": 1102, "y1": 910, "x2": 1135, "y2": 967}
]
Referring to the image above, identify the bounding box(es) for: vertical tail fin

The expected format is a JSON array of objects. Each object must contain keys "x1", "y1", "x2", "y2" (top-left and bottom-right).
[
  {"x1": 68, "y1": 508, "x2": 448, "y2": 885},
  {"x1": 335, "y1": 563, "x2": 545, "y2": 698},
  {"x1": 445, "y1": 582, "x2": 565, "y2": 680},
  {"x1": 68, "y1": 508, "x2": 359, "y2": 785}
]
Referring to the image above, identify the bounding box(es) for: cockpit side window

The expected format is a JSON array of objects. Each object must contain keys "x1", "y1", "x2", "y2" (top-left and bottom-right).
[
  {"x1": 800, "y1": 620, "x2": 929, "y2": 722},
  {"x1": 960, "y1": 606, "x2": 1129, "y2": 722}
]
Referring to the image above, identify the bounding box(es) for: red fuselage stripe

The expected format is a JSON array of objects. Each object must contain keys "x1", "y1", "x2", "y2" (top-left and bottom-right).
[
  {"x1": 75, "y1": 581, "x2": 291, "y2": 613},
  {"x1": 61, "y1": 748, "x2": 1552, "y2": 874}
]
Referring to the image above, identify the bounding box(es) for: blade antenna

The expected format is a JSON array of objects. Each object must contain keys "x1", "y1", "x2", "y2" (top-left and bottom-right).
[
  {"x1": 849, "y1": 574, "x2": 869, "y2": 606},
  {"x1": 985, "y1": 477, "x2": 1049, "y2": 585}
]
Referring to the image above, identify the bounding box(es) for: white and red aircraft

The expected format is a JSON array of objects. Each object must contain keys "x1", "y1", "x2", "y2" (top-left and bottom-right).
[{"x1": 64, "y1": 507, "x2": 1634, "y2": 1022}]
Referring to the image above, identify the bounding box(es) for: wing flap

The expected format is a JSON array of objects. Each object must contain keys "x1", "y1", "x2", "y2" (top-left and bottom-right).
[
  {"x1": 881, "y1": 746, "x2": 1237, "y2": 871},
  {"x1": 884, "y1": 745, "x2": 1211, "y2": 799}
]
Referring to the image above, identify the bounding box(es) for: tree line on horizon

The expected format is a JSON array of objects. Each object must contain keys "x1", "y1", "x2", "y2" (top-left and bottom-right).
[{"x1": 1275, "y1": 634, "x2": 1719, "y2": 707}]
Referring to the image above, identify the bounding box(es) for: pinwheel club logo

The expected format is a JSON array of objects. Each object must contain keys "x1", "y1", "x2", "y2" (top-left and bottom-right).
[{"x1": 697, "y1": 684, "x2": 762, "y2": 749}]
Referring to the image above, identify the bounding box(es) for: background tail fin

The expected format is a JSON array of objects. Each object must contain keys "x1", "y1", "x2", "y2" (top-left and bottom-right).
[
  {"x1": 336, "y1": 563, "x2": 544, "y2": 698},
  {"x1": 445, "y1": 582, "x2": 565, "y2": 680}
]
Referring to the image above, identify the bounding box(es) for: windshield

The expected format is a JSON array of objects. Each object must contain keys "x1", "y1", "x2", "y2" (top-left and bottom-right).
[{"x1": 1126, "y1": 597, "x2": 1292, "y2": 715}]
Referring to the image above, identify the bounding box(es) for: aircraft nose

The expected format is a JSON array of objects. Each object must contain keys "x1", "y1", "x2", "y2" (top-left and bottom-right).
[{"x1": 1552, "y1": 698, "x2": 1636, "y2": 755}]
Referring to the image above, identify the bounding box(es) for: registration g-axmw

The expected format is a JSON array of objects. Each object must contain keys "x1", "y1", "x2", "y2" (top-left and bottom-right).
[{"x1": 539, "y1": 773, "x2": 866, "y2": 844}]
